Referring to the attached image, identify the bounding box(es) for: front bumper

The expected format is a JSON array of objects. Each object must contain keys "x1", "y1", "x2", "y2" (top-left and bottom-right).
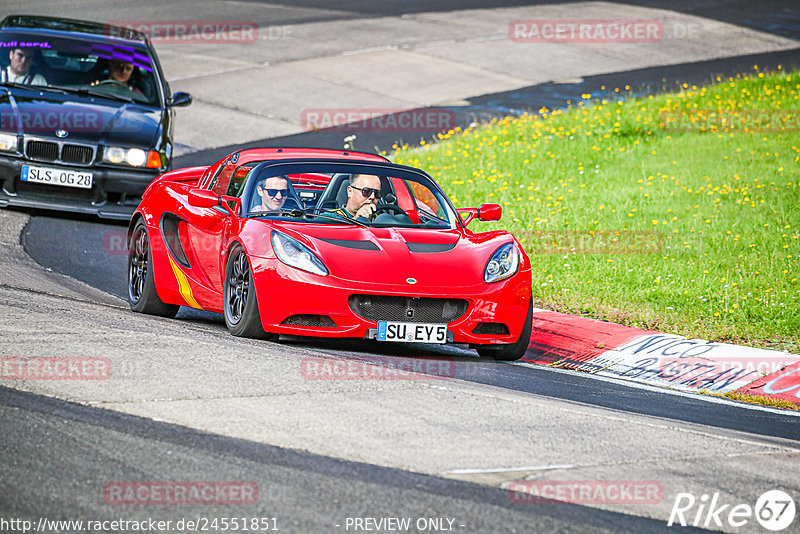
[
  {"x1": 250, "y1": 258, "x2": 532, "y2": 345},
  {"x1": 0, "y1": 154, "x2": 161, "y2": 220}
]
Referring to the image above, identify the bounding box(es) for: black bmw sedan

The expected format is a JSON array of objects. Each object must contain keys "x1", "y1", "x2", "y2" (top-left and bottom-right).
[{"x1": 0, "y1": 15, "x2": 191, "y2": 219}]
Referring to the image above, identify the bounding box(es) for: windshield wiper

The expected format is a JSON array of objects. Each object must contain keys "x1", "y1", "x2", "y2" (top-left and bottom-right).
[
  {"x1": 249, "y1": 209, "x2": 368, "y2": 227},
  {"x1": 74, "y1": 87, "x2": 134, "y2": 103},
  {"x1": 0, "y1": 81, "x2": 70, "y2": 95}
]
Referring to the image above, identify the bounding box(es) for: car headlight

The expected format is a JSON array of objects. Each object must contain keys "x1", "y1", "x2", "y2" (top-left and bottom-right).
[
  {"x1": 103, "y1": 146, "x2": 162, "y2": 168},
  {"x1": 0, "y1": 133, "x2": 18, "y2": 152},
  {"x1": 271, "y1": 231, "x2": 328, "y2": 276},
  {"x1": 484, "y1": 242, "x2": 519, "y2": 283}
]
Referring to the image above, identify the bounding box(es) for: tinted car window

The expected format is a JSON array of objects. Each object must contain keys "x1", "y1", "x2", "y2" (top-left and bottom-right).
[{"x1": 0, "y1": 31, "x2": 160, "y2": 105}]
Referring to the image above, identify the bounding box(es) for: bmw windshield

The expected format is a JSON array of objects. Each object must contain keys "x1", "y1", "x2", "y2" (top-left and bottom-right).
[{"x1": 0, "y1": 30, "x2": 161, "y2": 106}]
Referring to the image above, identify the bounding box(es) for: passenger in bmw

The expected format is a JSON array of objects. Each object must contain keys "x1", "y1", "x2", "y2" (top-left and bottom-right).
[
  {"x1": 2, "y1": 47, "x2": 47, "y2": 85},
  {"x1": 328, "y1": 173, "x2": 381, "y2": 222}
]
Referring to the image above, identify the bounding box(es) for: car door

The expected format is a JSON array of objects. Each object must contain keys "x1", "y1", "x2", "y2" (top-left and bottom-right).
[{"x1": 180, "y1": 162, "x2": 238, "y2": 309}]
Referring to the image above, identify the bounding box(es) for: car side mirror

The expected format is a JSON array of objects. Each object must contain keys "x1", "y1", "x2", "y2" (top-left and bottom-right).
[
  {"x1": 188, "y1": 188, "x2": 218, "y2": 208},
  {"x1": 478, "y1": 203, "x2": 502, "y2": 222},
  {"x1": 169, "y1": 92, "x2": 192, "y2": 107}
]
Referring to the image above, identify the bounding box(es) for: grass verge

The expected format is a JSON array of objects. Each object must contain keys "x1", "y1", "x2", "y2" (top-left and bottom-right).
[{"x1": 391, "y1": 66, "x2": 799, "y2": 352}]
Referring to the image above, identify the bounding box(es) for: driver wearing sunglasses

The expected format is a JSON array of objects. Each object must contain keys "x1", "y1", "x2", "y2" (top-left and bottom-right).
[
  {"x1": 253, "y1": 175, "x2": 290, "y2": 212},
  {"x1": 329, "y1": 174, "x2": 382, "y2": 222}
]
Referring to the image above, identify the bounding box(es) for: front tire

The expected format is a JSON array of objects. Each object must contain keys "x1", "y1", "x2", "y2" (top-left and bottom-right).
[
  {"x1": 224, "y1": 244, "x2": 275, "y2": 339},
  {"x1": 476, "y1": 299, "x2": 533, "y2": 361},
  {"x1": 128, "y1": 220, "x2": 179, "y2": 318}
]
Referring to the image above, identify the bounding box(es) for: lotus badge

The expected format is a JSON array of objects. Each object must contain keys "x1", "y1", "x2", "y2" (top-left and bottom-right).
[{"x1": 406, "y1": 278, "x2": 417, "y2": 285}]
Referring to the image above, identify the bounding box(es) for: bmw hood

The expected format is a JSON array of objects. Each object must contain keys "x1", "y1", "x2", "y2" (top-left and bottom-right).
[{"x1": 0, "y1": 91, "x2": 162, "y2": 147}]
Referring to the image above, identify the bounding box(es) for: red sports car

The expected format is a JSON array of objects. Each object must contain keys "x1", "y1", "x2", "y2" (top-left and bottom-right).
[{"x1": 127, "y1": 148, "x2": 532, "y2": 360}]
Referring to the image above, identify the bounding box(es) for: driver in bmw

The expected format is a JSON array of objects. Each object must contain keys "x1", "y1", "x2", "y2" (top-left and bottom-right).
[
  {"x1": 330, "y1": 174, "x2": 381, "y2": 222},
  {"x1": 92, "y1": 58, "x2": 142, "y2": 94}
]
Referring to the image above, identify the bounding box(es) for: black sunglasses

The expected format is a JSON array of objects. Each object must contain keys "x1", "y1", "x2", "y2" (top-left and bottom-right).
[
  {"x1": 259, "y1": 187, "x2": 288, "y2": 197},
  {"x1": 350, "y1": 185, "x2": 380, "y2": 198}
]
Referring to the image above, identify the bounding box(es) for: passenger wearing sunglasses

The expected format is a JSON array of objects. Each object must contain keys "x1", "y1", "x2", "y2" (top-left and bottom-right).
[
  {"x1": 253, "y1": 175, "x2": 290, "y2": 212},
  {"x1": 329, "y1": 174, "x2": 382, "y2": 222}
]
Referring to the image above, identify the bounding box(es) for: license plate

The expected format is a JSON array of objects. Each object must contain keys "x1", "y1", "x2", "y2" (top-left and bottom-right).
[
  {"x1": 377, "y1": 321, "x2": 448, "y2": 344},
  {"x1": 21, "y1": 165, "x2": 93, "y2": 189}
]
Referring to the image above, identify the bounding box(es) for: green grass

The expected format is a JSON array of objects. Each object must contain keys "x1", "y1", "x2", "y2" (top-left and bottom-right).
[
  {"x1": 700, "y1": 389, "x2": 799, "y2": 411},
  {"x1": 390, "y1": 66, "x2": 800, "y2": 352}
]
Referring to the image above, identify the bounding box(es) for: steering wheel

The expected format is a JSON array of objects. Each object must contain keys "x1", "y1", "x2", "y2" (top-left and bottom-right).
[
  {"x1": 96, "y1": 79, "x2": 131, "y2": 90},
  {"x1": 375, "y1": 203, "x2": 406, "y2": 216}
]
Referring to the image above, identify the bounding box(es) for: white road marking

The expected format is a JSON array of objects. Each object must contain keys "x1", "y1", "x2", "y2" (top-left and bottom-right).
[{"x1": 442, "y1": 464, "x2": 574, "y2": 475}]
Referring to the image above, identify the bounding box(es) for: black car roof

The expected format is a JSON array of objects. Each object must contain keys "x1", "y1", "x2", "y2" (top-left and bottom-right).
[{"x1": 0, "y1": 15, "x2": 148, "y2": 44}]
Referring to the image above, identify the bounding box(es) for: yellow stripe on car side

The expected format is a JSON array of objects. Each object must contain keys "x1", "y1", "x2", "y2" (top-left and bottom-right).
[{"x1": 167, "y1": 254, "x2": 202, "y2": 309}]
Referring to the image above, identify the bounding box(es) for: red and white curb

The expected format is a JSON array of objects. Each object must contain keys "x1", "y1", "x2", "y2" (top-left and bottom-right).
[{"x1": 522, "y1": 309, "x2": 800, "y2": 407}]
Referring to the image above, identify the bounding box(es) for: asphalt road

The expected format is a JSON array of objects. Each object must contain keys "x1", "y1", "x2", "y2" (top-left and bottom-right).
[
  {"x1": 3, "y1": 1, "x2": 800, "y2": 533},
  {"x1": 2, "y1": 386, "x2": 714, "y2": 534},
  {"x1": 18, "y1": 215, "x2": 800, "y2": 442}
]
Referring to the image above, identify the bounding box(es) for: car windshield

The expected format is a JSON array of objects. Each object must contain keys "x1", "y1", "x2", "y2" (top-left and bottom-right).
[
  {"x1": 236, "y1": 162, "x2": 460, "y2": 230},
  {"x1": 0, "y1": 30, "x2": 160, "y2": 105}
]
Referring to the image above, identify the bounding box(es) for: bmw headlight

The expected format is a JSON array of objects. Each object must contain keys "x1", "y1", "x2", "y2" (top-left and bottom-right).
[
  {"x1": 484, "y1": 242, "x2": 519, "y2": 283},
  {"x1": 0, "y1": 132, "x2": 18, "y2": 152},
  {"x1": 103, "y1": 146, "x2": 162, "y2": 168},
  {"x1": 271, "y1": 231, "x2": 328, "y2": 276}
]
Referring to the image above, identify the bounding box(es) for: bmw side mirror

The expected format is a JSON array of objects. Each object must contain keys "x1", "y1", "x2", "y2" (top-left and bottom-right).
[{"x1": 169, "y1": 92, "x2": 192, "y2": 107}]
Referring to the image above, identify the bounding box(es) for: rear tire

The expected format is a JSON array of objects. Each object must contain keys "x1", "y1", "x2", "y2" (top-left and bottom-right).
[
  {"x1": 224, "y1": 244, "x2": 276, "y2": 339},
  {"x1": 476, "y1": 299, "x2": 533, "y2": 361},
  {"x1": 127, "y1": 220, "x2": 180, "y2": 318}
]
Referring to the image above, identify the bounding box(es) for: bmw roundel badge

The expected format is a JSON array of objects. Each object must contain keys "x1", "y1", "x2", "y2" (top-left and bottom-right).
[{"x1": 55, "y1": 129, "x2": 68, "y2": 138}]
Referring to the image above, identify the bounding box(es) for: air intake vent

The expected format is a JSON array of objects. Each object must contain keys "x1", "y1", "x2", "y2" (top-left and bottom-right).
[
  {"x1": 26, "y1": 140, "x2": 58, "y2": 161},
  {"x1": 281, "y1": 314, "x2": 336, "y2": 327},
  {"x1": 61, "y1": 144, "x2": 94, "y2": 165},
  {"x1": 472, "y1": 322, "x2": 510, "y2": 335},
  {"x1": 317, "y1": 238, "x2": 379, "y2": 251},
  {"x1": 25, "y1": 138, "x2": 96, "y2": 166},
  {"x1": 406, "y1": 242, "x2": 456, "y2": 253},
  {"x1": 349, "y1": 295, "x2": 468, "y2": 324}
]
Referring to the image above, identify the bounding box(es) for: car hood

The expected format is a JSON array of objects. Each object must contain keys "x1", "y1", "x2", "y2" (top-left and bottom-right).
[
  {"x1": 276, "y1": 224, "x2": 513, "y2": 287},
  {"x1": 0, "y1": 91, "x2": 162, "y2": 147}
]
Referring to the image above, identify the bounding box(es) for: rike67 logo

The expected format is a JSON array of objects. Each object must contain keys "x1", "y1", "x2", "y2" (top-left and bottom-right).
[{"x1": 668, "y1": 490, "x2": 795, "y2": 531}]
